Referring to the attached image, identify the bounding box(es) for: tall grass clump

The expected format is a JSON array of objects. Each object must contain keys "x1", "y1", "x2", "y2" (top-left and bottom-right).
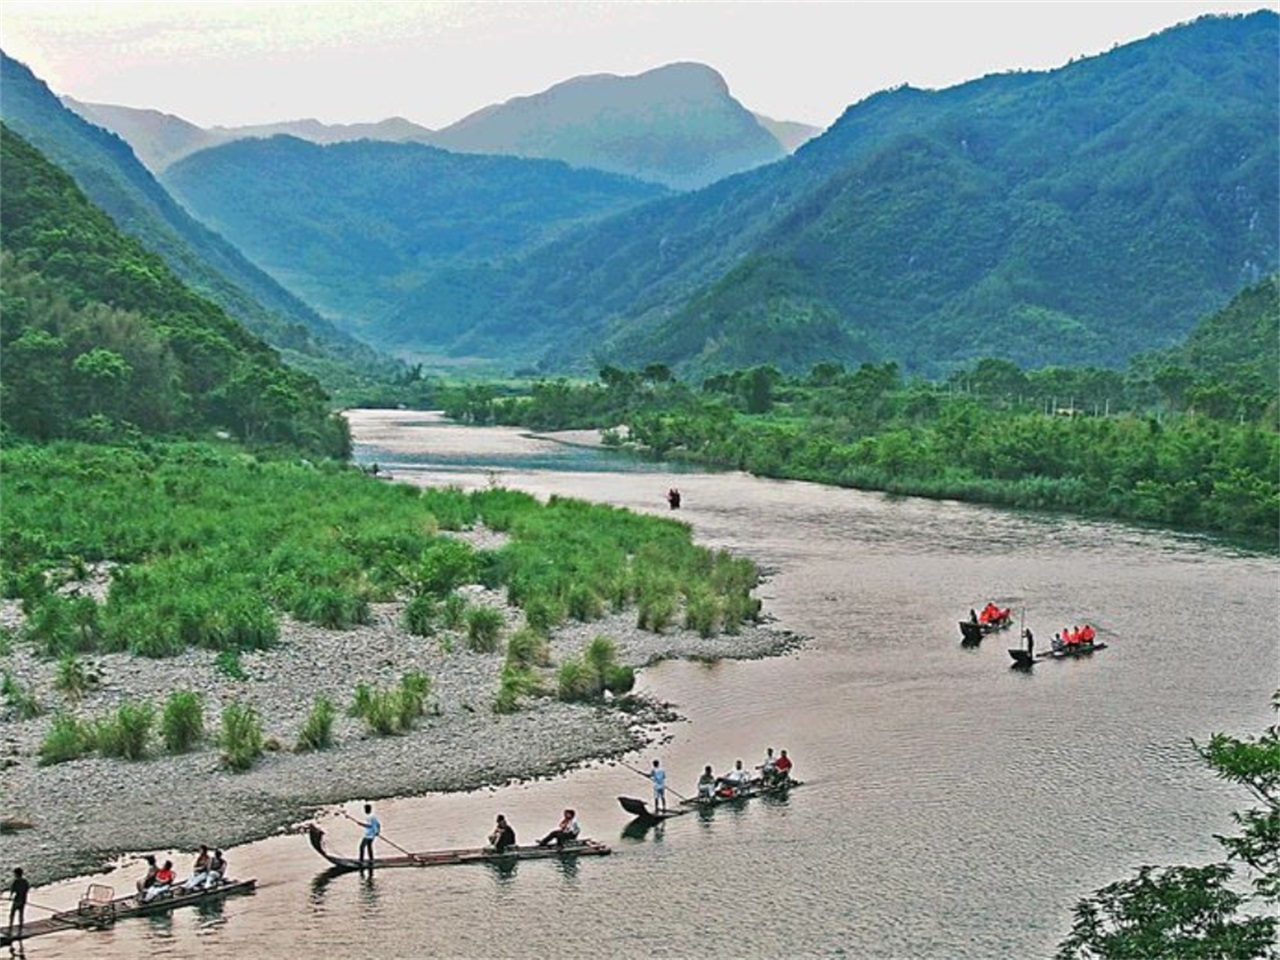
[
  {"x1": 296, "y1": 696, "x2": 336, "y2": 752},
  {"x1": 402, "y1": 594, "x2": 438, "y2": 636},
  {"x1": 24, "y1": 593, "x2": 101, "y2": 658},
  {"x1": 349, "y1": 673, "x2": 431, "y2": 735},
  {"x1": 683, "y1": 588, "x2": 722, "y2": 638},
  {"x1": 397, "y1": 671, "x2": 431, "y2": 727},
  {"x1": 95, "y1": 701, "x2": 154, "y2": 760},
  {"x1": 214, "y1": 649, "x2": 248, "y2": 681},
  {"x1": 522, "y1": 595, "x2": 564, "y2": 634},
  {"x1": 220, "y1": 702, "x2": 264, "y2": 771},
  {"x1": 53, "y1": 653, "x2": 91, "y2": 701},
  {"x1": 441, "y1": 592, "x2": 469, "y2": 630},
  {"x1": 2, "y1": 671, "x2": 44, "y2": 720},
  {"x1": 466, "y1": 606, "x2": 504, "y2": 653},
  {"x1": 556, "y1": 636, "x2": 634, "y2": 702},
  {"x1": 161, "y1": 690, "x2": 204, "y2": 753},
  {"x1": 289, "y1": 586, "x2": 370, "y2": 629},
  {"x1": 38, "y1": 713, "x2": 94, "y2": 765},
  {"x1": 494, "y1": 664, "x2": 545, "y2": 714},
  {"x1": 415, "y1": 539, "x2": 478, "y2": 597},
  {"x1": 505, "y1": 628, "x2": 551, "y2": 670},
  {"x1": 566, "y1": 584, "x2": 604, "y2": 622}
]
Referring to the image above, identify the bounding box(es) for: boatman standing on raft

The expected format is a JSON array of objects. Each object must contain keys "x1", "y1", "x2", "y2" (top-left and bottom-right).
[
  {"x1": 354, "y1": 803, "x2": 380, "y2": 869},
  {"x1": 648, "y1": 758, "x2": 668, "y2": 813},
  {"x1": 7, "y1": 867, "x2": 29, "y2": 941}
]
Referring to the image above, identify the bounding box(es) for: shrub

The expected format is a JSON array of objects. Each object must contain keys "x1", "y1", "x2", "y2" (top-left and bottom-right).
[
  {"x1": 466, "y1": 606, "x2": 504, "y2": 653},
  {"x1": 684, "y1": 589, "x2": 722, "y2": 638},
  {"x1": 637, "y1": 593, "x2": 676, "y2": 632},
  {"x1": 349, "y1": 682, "x2": 375, "y2": 719},
  {"x1": 556, "y1": 658, "x2": 600, "y2": 702},
  {"x1": 290, "y1": 587, "x2": 370, "y2": 629},
  {"x1": 53, "y1": 654, "x2": 90, "y2": 701},
  {"x1": 161, "y1": 690, "x2": 204, "y2": 753},
  {"x1": 296, "y1": 696, "x2": 336, "y2": 751},
  {"x1": 494, "y1": 664, "x2": 544, "y2": 714},
  {"x1": 220, "y1": 702, "x2": 264, "y2": 771},
  {"x1": 506, "y1": 628, "x2": 551, "y2": 670},
  {"x1": 39, "y1": 713, "x2": 92, "y2": 765},
  {"x1": 363, "y1": 689, "x2": 401, "y2": 735},
  {"x1": 96, "y1": 701, "x2": 154, "y2": 760},
  {"x1": 584, "y1": 635, "x2": 618, "y2": 682},
  {"x1": 403, "y1": 594, "x2": 438, "y2": 636},
  {"x1": 397, "y1": 671, "x2": 431, "y2": 726},
  {"x1": 441, "y1": 592, "x2": 468, "y2": 629},
  {"x1": 214, "y1": 649, "x2": 248, "y2": 681},
  {"x1": 566, "y1": 584, "x2": 604, "y2": 622},
  {"x1": 523, "y1": 596, "x2": 564, "y2": 634},
  {"x1": 416, "y1": 539, "x2": 478, "y2": 596},
  {"x1": 605, "y1": 664, "x2": 636, "y2": 694}
]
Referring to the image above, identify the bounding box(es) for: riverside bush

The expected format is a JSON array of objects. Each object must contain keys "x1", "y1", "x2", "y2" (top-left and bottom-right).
[
  {"x1": 403, "y1": 594, "x2": 439, "y2": 635},
  {"x1": 96, "y1": 701, "x2": 154, "y2": 760},
  {"x1": 441, "y1": 592, "x2": 469, "y2": 629},
  {"x1": 214, "y1": 649, "x2": 248, "y2": 681},
  {"x1": 506, "y1": 628, "x2": 551, "y2": 670},
  {"x1": 2, "y1": 671, "x2": 43, "y2": 719},
  {"x1": 161, "y1": 690, "x2": 204, "y2": 753},
  {"x1": 466, "y1": 607, "x2": 504, "y2": 652},
  {"x1": 494, "y1": 664, "x2": 544, "y2": 714},
  {"x1": 220, "y1": 702, "x2": 264, "y2": 771},
  {"x1": 296, "y1": 696, "x2": 336, "y2": 751},
  {"x1": 38, "y1": 713, "x2": 93, "y2": 765}
]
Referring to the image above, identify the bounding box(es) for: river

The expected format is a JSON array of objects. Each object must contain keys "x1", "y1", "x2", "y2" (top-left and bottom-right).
[{"x1": 29, "y1": 410, "x2": 1278, "y2": 959}]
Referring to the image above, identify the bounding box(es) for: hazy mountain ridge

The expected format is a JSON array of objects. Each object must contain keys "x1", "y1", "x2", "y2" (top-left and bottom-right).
[
  {"x1": 161, "y1": 136, "x2": 670, "y2": 329},
  {"x1": 64, "y1": 61, "x2": 805, "y2": 189},
  {"x1": 0, "y1": 52, "x2": 383, "y2": 375}
]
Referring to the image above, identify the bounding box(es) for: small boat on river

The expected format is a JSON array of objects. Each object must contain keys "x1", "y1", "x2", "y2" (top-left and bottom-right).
[
  {"x1": 679, "y1": 778, "x2": 801, "y2": 808},
  {"x1": 1009, "y1": 641, "x2": 1108, "y2": 667},
  {"x1": 0, "y1": 877, "x2": 256, "y2": 947},
  {"x1": 959, "y1": 609, "x2": 1013, "y2": 643},
  {"x1": 306, "y1": 823, "x2": 610, "y2": 871},
  {"x1": 618, "y1": 796, "x2": 691, "y2": 824}
]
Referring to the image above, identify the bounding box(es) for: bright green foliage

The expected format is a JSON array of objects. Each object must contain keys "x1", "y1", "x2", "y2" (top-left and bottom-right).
[
  {"x1": 402, "y1": 595, "x2": 439, "y2": 636},
  {"x1": 214, "y1": 649, "x2": 248, "y2": 681},
  {"x1": 1058, "y1": 692, "x2": 1280, "y2": 959},
  {"x1": 415, "y1": 539, "x2": 478, "y2": 597},
  {"x1": 441, "y1": 592, "x2": 469, "y2": 630},
  {"x1": 506, "y1": 628, "x2": 551, "y2": 670},
  {"x1": 494, "y1": 664, "x2": 545, "y2": 714},
  {"x1": 161, "y1": 690, "x2": 204, "y2": 753},
  {"x1": 219, "y1": 702, "x2": 264, "y2": 771},
  {"x1": 349, "y1": 673, "x2": 432, "y2": 735},
  {"x1": 38, "y1": 713, "x2": 92, "y2": 765},
  {"x1": 296, "y1": 696, "x2": 336, "y2": 752},
  {"x1": 95, "y1": 701, "x2": 154, "y2": 760},
  {"x1": 556, "y1": 636, "x2": 632, "y2": 703}
]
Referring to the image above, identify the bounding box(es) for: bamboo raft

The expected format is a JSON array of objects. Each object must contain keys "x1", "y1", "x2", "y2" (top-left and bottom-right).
[
  {"x1": 307, "y1": 824, "x2": 611, "y2": 871},
  {"x1": 0, "y1": 877, "x2": 256, "y2": 947}
]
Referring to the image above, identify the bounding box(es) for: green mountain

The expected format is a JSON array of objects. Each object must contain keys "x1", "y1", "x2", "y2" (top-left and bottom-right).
[
  {"x1": 382, "y1": 11, "x2": 1278, "y2": 377},
  {"x1": 0, "y1": 51, "x2": 387, "y2": 382},
  {"x1": 161, "y1": 136, "x2": 668, "y2": 330},
  {"x1": 0, "y1": 124, "x2": 349, "y2": 457}
]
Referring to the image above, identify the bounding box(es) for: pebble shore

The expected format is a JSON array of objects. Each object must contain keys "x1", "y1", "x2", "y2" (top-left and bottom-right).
[{"x1": 0, "y1": 530, "x2": 802, "y2": 887}]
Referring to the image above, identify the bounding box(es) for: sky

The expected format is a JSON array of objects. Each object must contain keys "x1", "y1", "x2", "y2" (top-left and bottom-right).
[{"x1": 0, "y1": 1, "x2": 1275, "y2": 131}]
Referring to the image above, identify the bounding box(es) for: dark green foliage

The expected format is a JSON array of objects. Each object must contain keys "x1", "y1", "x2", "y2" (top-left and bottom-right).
[
  {"x1": 556, "y1": 635, "x2": 630, "y2": 702},
  {"x1": 22, "y1": 593, "x2": 101, "y2": 659},
  {"x1": 441, "y1": 592, "x2": 469, "y2": 630},
  {"x1": 0, "y1": 124, "x2": 350, "y2": 457},
  {"x1": 505, "y1": 628, "x2": 551, "y2": 670},
  {"x1": 219, "y1": 702, "x2": 264, "y2": 771},
  {"x1": 466, "y1": 607, "x2": 504, "y2": 653},
  {"x1": 349, "y1": 673, "x2": 433, "y2": 736},
  {"x1": 402, "y1": 594, "x2": 439, "y2": 636},
  {"x1": 494, "y1": 664, "x2": 545, "y2": 715},
  {"x1": 296, "y1": 696, "x2": 336, "y2": 752},
  {"x1": 214, "y1": 649, "x2": 248, "y2": 681},
  {"x1": 53, "y1": 653, "x2": 90, "y2": 701},
  {"x1": 415, "y1": 538, "x2": 478, "y2": 597},
  {"x1": 160, "y1": 690, "x2": 204, "y2": 753}
]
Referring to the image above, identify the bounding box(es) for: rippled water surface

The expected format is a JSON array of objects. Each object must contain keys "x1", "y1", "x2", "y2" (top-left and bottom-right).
[{"x1": 31, "y1": 411, "x2": 1278, "y2": 959}]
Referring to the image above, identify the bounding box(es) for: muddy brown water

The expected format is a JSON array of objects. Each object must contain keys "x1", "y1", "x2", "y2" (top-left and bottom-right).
[{"x1": 28, "y1": 411, "x2": 1278, "y2": 959}]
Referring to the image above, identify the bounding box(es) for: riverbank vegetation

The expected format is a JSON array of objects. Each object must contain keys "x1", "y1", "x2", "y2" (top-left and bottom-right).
[{"x1": 444, "y1": 279, "x2": 1278, "y2": 543}]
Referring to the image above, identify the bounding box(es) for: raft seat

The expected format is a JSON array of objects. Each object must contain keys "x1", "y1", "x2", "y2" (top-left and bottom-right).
[{"x1": 78, "y1": 883, "x2": 116, "y2": 923}]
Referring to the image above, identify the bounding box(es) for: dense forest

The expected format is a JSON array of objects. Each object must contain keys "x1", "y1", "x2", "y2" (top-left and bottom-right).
[
  {"x1": 446, "y1": 277, "x2": 1279, "y2": 542},
  {"x1": 0, "y1": 124, "x2": 349, "y2": 456}
]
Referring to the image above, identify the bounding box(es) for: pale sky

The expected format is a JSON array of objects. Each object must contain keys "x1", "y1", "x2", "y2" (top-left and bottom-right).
[{"x1": 0, "y1": 1, "x2": 1274, "y2": 131}]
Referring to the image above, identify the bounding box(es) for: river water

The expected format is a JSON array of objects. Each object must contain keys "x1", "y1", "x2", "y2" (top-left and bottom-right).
[{"x1": 31, "y1": 411, "x2": 1278, "y2": 959}]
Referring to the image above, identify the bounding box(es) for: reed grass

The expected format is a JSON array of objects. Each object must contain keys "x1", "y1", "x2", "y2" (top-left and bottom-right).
[
  {"x1": 38, "y1": 713, "x2": 93, "y2": 765},
  {"x1": 466, "y1": 606, "x2": 504, "y2": 653},
  {"x1": 161, "y1": 690, "x2": 204, "y2": 753},
  {"x1": 95, "y1": 701, "x2": 154, "y2": 760},
  {"x1": 296, "y1": 696, "x2": 336, "y2": 751},
  {"x1": 220, "y1": 702, "x2": 264, "y2": 771}
]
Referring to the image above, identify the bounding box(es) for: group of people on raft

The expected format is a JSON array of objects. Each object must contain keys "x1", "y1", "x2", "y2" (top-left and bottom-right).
[
  {"x1": 693, "y1": 748, "x2": 794, "y2": 801},
  {"x1": 971, "y1": 603, "x2": 1012, "y2": 627},
  {"x1": 1051, "y1": 624, "x2": 1097, "y2": 651},
  {"x1": 135, "y1": 846, "x2": 227, "y2": 902},
  {"x1": 485, "y1": 808, "x2": 583, "y2": 853}
]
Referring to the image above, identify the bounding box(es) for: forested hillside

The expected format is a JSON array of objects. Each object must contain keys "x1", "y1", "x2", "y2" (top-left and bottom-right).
[
  {"x1": 161, "y1": 136, "x2": 668, "y2": 329},
  {"x1": 380, "y1": 11, "x2": 1277, "y2": 377},
  {"x1": 0, "y1": 125, "x2": 349, "y2": 457},
  {"x1": 0, "y1": 51, "x2": 390, "y2": 388}
]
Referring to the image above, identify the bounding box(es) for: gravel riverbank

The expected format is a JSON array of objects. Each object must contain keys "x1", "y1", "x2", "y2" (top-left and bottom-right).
[{"x1": 0, "y1": 529, "x2": 802, "y2": 887}]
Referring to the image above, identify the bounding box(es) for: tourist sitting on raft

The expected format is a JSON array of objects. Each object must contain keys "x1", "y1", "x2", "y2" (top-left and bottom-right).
[
  {"x1": 772, "y1": 749, "x2": 794, "y2": 784},
  {"x1": 716, "y1": 760, "x2": 750, "y2": 797},
  {"x1": 758, "y1": 748, "x2": 778, "y2": 781},
  {"x1": 697, "y1": 765, "x2": 717, "y2": 799},
  {"x1": 142, "y1": 860, "x2": 176, "y2": 902},
  {"x1": 536, "y1": 809, "x2": 581, "y2": 849},
  {"x1": 488, "y1": 814, "x2": 516, "y2": 854},
  {"x1": 979, "y1": 603, "x2": 1011, "y2": 626}
]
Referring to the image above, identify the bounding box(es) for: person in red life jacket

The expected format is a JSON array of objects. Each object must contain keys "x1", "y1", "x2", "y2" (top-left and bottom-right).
[
  {"x1": 774, "y1": 749, "x2": 794, "y2": 784},
  {"x1": 1079, "y1": 624, "x2": 1096, "y2": 644},
  {"x1": 143, "y1": 860, "x2": 176, "y2": 902}
]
